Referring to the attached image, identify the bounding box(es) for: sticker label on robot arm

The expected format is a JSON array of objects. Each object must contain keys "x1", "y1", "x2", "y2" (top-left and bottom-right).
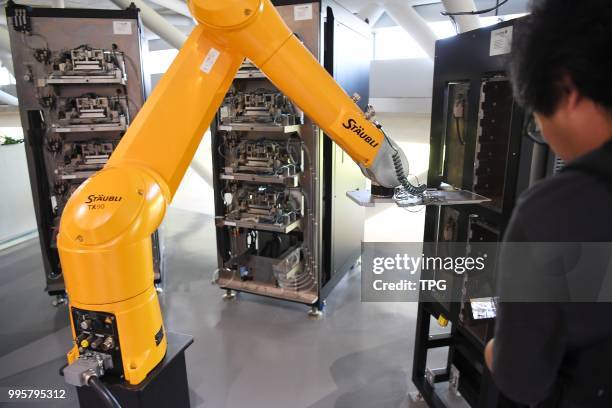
[
  {"x1": 489, "y1": 26, "x2": 513, "y2": 56},
  {"x1": 200, "y1": 48, "x2": 220, "y2": 74},
  {"x1": 113, "y1": 21, "x2": 132, "y2": 35},
  {"x1": 294, "y1": 4, "x2": 313, "y2": 21}
]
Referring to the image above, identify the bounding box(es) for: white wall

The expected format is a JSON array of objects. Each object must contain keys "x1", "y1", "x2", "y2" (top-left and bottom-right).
[
  {"x1": 149, "y1": 72, "x2": 215, "y2": 215},
  {"x1": 363, "y1": 57, "x2": 434, "y2": 243},
  {"x1": 0, "y1": 141, "x2": 37, "y2": 244},
  {"x1": 369, "y1": 58, "x2": 434, "y2": 114},
  {"x1": 0, "y1": 112, "x2": 36, "y2": 247},
  {"x1": 363, "y1": 112, "x2": 431, "y2": 243},
  {"x1": 170, "y1": 129, "x2": 215, "y2": 215},
  {"x1": 0, "y1": 111, "x2": 37, "y2": 246}
]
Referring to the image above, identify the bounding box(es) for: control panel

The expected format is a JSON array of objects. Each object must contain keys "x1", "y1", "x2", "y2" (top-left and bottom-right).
[{"x1": 71, "y1": 307, "x2": 123, "y2": 378}]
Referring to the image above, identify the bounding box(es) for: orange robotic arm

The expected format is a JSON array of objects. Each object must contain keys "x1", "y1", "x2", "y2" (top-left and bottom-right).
[{"x1": 59, "y1": 0, "x2": 422, "y2": 387}]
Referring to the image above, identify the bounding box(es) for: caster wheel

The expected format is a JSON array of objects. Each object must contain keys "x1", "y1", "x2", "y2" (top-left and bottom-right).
[
  {"x1": 408, "y1": 391, "x2": 425, "y2": 404},
  {"x1": 52, "y1": 294, "x2": 67, "y2": 307},
  {"x1": 222, "y1": 289, "x2": 236, "y2": 300},
  {"x1": 308, "y1": 305, "x2": 323, "y2": 318}
]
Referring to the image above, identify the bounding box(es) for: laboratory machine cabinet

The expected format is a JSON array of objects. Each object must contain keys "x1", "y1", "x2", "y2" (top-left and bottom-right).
[
  {"x1": 6, "y1": 2, "x2": 164, "y2": 299},
  {"x1": 412, "y1": 19, "x2": 562, "y2": 407},
  {"x1": 211, "y1": 0, "x2": 369, "y2": 313}
]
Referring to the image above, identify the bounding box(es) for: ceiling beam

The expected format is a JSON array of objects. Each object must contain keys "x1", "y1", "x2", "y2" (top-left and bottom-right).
[
  {"x1": 358, "y1": 2, "x2": 385, "y2": 26},
  {"x1": 359, "y1": 1, "x2": 437, "y2": 60},
  {"x1": 110, "y1": 0, "x2": 187, "y2": 49},
  {"x1": 147, "y1": 0, "x2": 192, "y2": 19},
  {"x1": 384, "y1": 0, "x2": 437, "y2": 59},
  {"x1": 440, "y1": 0, "x2": 481, "y2": 33},
  {"x1": 0, "y1": 89, "x2": 18, "y2": 106}
]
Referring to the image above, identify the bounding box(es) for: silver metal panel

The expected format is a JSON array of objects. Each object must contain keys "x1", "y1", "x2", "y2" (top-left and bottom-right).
[
  {"x1": 217, "y1": 124, "x2": 302, "y2": 133},
  {"x1": 346, "y1": 189, "x2": 491, "y2": 207},
  {"x1": 330, "y1": 142, "x2": 365, "y2": 277},
  {"x1": 215, "y1": 218, "x2": 303, "y2": 234},
  {"x1": 45, "y1": 76, "x2": 126, "y2": 85},
  {"x1": 51, "y1": 124, "x2": 127, "y2": 133},
  {"x1": 324, "y1": 9, "x2": 369, "y2": 284},
  {"x1": 234, "y1": 72, "x2": 267, "y2": 79},
  {"x1": 219, "y1": 173, "x2": 299, "y2": 186}
]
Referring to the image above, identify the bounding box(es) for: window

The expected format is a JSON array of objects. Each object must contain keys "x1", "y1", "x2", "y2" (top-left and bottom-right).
[
  {"x1": 373, "y1": 14, "x2": 528, "y2": 61},
  {"x1": 373, "y1": 26, "x2": 428, "y2": 60},
  {"x1": 428, "y1": 21, "x2": 457, "y2": 39},
  {"x1": 0, "y1": 127, "x2": 24, "y2": 142},
  {"x1": 429, "y1": 13, "x2": 527, "y2": 40},
  {"x1": 144, "y1": 49, "x2": 179, "y2": 75},
  {"x1": 0, "y1": 66, "x2": 16, "y2": 86}
]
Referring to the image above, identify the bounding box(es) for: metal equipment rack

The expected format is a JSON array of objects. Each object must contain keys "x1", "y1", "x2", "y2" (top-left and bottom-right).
[
  {"x1": 411, "y1": 19, "x2": 562, "y2": 407},
  {"x1": 6, "y1": 2, "x2": 164, "y2": 300},
  {"x1": 211, "y1": 0, "x2": 370, "y2": 313}
]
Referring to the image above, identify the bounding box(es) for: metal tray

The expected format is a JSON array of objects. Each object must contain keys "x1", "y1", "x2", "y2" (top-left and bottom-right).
[
  {"x1": 346, "y1": 188, "x2": 490, "y2": 207},
  {"x1": 218, "y1": 123, "x2": 301, "y2": 133}
]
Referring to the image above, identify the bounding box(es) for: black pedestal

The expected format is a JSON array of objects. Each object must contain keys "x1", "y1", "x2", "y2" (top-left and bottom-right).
[{"x1": 76, "y1": 332, "x2": 193, "y2": 408}]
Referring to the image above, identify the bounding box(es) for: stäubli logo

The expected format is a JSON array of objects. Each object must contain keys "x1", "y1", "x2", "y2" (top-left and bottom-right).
[
  {"x1": 85, "y1": 194, "x2": 123, "y2": 204},
  {"x1": 342, "y1": 118, "x2": 379, "y2": 148}
]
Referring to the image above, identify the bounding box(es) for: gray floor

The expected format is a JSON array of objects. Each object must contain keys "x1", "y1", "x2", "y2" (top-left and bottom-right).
[{"x1": 0, "y1": 208, "x2": 450, "y2": 408}]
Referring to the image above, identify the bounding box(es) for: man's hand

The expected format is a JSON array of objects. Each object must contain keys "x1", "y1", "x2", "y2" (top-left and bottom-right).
[{"x1": 485, "y1": 338, "x2": 495, "y2": 372}]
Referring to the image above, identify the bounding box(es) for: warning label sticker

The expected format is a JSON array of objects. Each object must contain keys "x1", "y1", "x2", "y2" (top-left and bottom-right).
[{"x1": 490, "y1": 26, "x2": 513, "y2": 56}]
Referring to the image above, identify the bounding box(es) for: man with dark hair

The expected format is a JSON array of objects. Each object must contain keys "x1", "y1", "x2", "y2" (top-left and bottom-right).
[{"x1": 484, "y1": 0, "x2": 612, "y2": 406}]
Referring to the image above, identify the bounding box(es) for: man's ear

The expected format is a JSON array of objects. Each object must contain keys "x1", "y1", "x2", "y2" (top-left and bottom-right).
[{"x1": 558, "y1": 73, "x2": 581, "y2": 113}]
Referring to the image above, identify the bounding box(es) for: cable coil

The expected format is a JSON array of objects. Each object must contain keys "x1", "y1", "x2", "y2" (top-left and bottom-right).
[
  {"x1": 377, "y1": 126, "x2": 427, "y2": 199},
  {"x1": 391, "y1": 149, "x2": 426, "y2": 197}
]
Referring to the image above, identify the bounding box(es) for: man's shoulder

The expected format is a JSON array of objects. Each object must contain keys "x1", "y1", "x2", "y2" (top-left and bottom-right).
[
  {"x1": 518, "y1": 170, "x2": 587, "y2": 208},
  {"x1": 513, "y1": 169, "x2": 612, "y2": 241}
]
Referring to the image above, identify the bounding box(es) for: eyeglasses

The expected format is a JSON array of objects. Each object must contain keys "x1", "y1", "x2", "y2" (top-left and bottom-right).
[{"x1": 525, "y1": 113, "x2": 547, "y2": 145}]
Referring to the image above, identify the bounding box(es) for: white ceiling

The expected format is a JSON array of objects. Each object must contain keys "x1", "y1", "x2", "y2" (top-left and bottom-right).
[
  {"x1": 335, "y1": 0, "x2": 444, "y2": 13},
  {"x1": 0, "y1": 0, "x2": 531, "y2": 24},
  {"x1": 2, "y1": 0, "x2": 529, "y2": 18},
  {"x1": 1, "y1": 0, "x2": 529, "y2": 46}
]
